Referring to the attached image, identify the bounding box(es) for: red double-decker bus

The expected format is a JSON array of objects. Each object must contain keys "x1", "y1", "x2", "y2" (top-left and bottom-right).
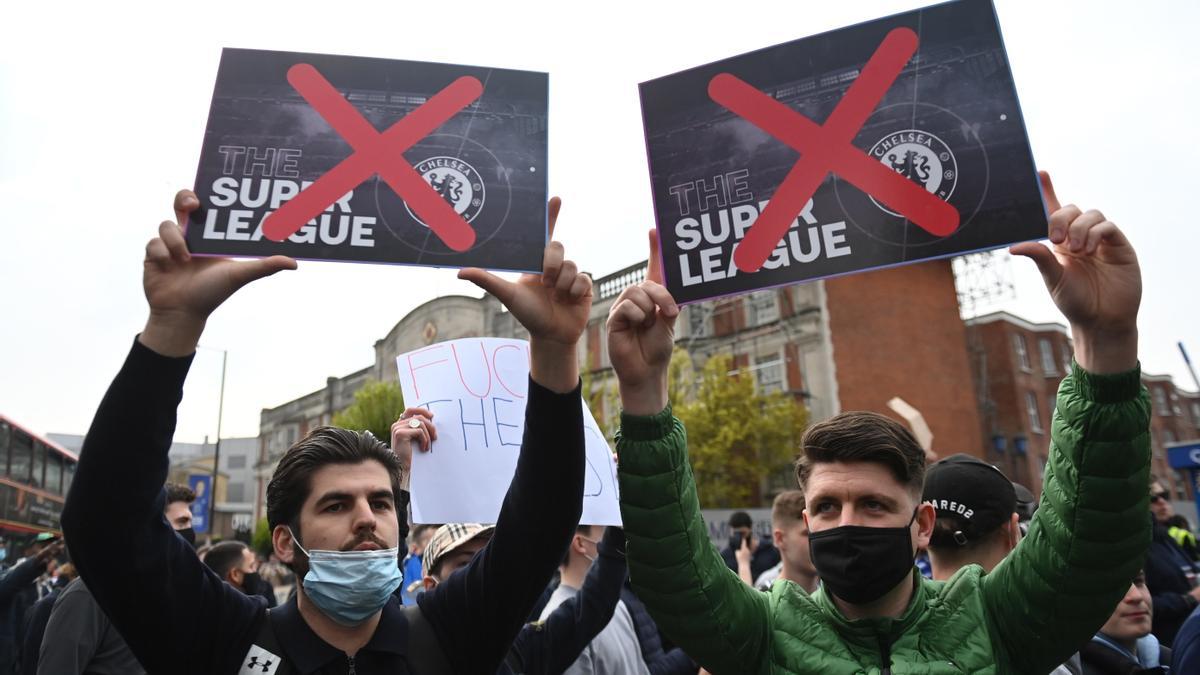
[{"x1": 0, "y1": 414, "x2": 77, "y2": 542}]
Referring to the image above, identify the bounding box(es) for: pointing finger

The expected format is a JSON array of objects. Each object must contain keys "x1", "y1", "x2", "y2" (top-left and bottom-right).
[
  {"x1": 1039, "y1": 171, "x2": 1061, "y2": 216},
  {"x1": 646, "y1": 229, "x2": 664, "y2": 285},
  {"x1": 546, "y1": 197, "x2": 562, "y2": 240}
]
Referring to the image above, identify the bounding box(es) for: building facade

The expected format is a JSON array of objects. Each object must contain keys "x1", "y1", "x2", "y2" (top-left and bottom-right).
[{"x1": 965, "y1": 311, "x2": 1200, "y2": 500}]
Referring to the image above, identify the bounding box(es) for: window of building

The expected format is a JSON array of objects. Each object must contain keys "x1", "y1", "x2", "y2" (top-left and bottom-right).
[
  {"x1": 227, "y1": 455, "x2": 247, "y2": 470},
  {"x1": 1039, "y1": 338, "x2": 1057, "y2": 375},
  {"x1": 1154, "y1": 388, "x2": 1171, "y2": 416},
  {"x1": 227, "y1": 482, "x2": 246, "y2": 503},
  {"x1": 1170, "y1": 392, "x2": 1183, "y2": 416},
  {"x1": 754, "y1": 354, "x2": 786, "y2": 394},
  {"x1": 1049, "y1": 395, "x2": 1058, "y2": 424},
  {"x1": 687, "y1": 306, "x2": 709, "y2": 339},
  {"x1": 1013, "y1": 334, "x2": 1031, "y2": 370},
  {"x1": 746, "y1": 291, "x2": 779, "y2": 326},
  {"x1": 1163, "y1": 429, "x2": 1177, "y2": 445},
  {"x1": 1026, "y1": 391, "x2": 1043, "y2": 433},
  {"x1": 1193, "y1": 402, "x2": 1200, "y2": 427}
]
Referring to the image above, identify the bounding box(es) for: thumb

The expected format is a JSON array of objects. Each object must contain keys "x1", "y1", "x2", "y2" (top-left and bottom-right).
[
  {"x1": 228, "y1": 256, "x2": 297, "y2": 288},
  {"x1": 646, "y1": 228, "x2": 663, "y2": 285},
  {"x1": 458, "y1": 267, "x2": 514, "y2": 303},
  {"x1": 1039, "y1": 171, "x2": 1061, "y2": 215},
  {"x1": 1009, "y1": 242, "x2": 1063, "y2": 291}
]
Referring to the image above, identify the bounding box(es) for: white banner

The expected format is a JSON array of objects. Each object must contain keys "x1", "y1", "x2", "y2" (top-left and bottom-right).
[{"x1": 396, "y1": 337, "x2": 621, "y2": 526}]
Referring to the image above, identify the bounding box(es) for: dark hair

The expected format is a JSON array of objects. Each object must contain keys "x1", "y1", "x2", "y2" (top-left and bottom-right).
[
  {"x1": 795, "y1": 411, "x2": 926, "y2": 497},
  {"x1": 203, "y1": 540, "x2": 249, "y2": 581},
  {"x1": 164, "y1": 483, "x2": 196, "y2": 506},
  {"x1": 729, "y1": 511, "x2": 753, "y2": 529},
  {"x1": 771, "y1": 491, "x2": 806, "y2": 527},
  {"x1": 266, "y1": 427, "x2": 405, "y2": 537}
]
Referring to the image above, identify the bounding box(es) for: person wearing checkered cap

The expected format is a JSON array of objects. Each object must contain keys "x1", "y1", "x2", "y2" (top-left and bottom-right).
[
  {"x1": 922, "y1": 453, "x2": 1020, "y2": 581},
  {"x1": 418, "y1": 523, "x2": 496, "y2": 592}
]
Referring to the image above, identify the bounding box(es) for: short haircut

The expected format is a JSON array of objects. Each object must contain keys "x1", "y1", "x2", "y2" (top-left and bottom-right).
[
  {"x1": 771, "y1": 490, "x2": 806, "y2": 527},
  {"x1": 266, "y1": 427, "x2": 405, "y2": 540},
  {"x1": 729, "y1": 511, "x2": 753, "y2": 529},
  {"x1": 164, "y1": 483, "x2": 196, "y2": 506},
  {"x1": 204, "y1": 540, "x2": 249, "y2": 580},
  {"x1": 795, "y1": 411, "x2": 926, "y2": 497},
  {"x1": 562, "y1": 524, "x2": 597, "y2": 567}
]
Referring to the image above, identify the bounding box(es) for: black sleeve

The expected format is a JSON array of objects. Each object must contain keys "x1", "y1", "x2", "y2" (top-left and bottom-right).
[
  {"x1": 0, "y1": 559, "x2": 45, "y2": 605},
  {"x1": 514, "y1": 527, "x2": 627, "y2": 675},
  {"x1": 60, "y1": 338, "x2": 265, "y2": 675},
  {"x1": 646, "y1": 648, "x2": 699, "y2": 675},
  {"x1": 417, "y1": 376, "x2": 585, "y2": 674}
]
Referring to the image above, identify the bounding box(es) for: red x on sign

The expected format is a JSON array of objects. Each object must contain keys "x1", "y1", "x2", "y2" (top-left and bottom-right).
[
  {"x1": 708, "y1": 27, "x2": 960, "y2": 274},
  {"x1": 261, "y1": 64, "x2": 483, "y2": 251}
]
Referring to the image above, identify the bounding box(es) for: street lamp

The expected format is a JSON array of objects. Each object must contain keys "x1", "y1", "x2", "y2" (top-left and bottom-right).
[{"x1": 198, "y1": 345, "x2": 227, "y2": 540}]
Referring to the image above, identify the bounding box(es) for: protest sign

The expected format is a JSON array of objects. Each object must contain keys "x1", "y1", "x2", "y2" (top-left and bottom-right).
[
  {"x1": 186, "y1": 48, "x2": 548, "y2": 272},
  {"x1": 396, "y1": 338, "x2": 621, "y2": 526},
  {"x1": 640, "y1": 0, "x2": 1046, "y2": 304}
]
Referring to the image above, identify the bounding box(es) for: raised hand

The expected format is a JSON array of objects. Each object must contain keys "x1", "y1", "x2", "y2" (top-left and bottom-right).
[
  {"x1": 1010, "y1": 171, "x2": 1141, "y2": 373},
  {"x1": 140, "y1": 190, "x2": 297, "y2": 356},
  {"x1": 457, "y1": 198, "x2": 592, "y2": 392},
  {"x1": 390, "y1": 406, "x2": 438, "y2": 472},
  {"x1": 606, "y1": 229, "x2": 679, "y2": 415}
]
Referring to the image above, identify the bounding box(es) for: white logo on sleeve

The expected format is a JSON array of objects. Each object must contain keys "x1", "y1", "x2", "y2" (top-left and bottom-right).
[{"x1": 239, "y1": 645, "x2": 281, "y2": 675}]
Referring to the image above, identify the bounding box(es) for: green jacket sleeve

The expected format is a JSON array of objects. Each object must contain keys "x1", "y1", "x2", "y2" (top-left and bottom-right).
[
  {"x1": 617, "y1": 406, "x2": 771, "y2": 674},
  {"x1": 981, "y1": 363, "x2": 1151, "y2": 674}
]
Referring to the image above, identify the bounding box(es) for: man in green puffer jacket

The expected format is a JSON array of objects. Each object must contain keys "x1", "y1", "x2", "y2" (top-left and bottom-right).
[{"x1": 606, "y1": 171, "x2": 1150, "y2": 674}]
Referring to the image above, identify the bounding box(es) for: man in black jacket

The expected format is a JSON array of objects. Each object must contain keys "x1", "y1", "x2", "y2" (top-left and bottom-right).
[{"x1": 62, "y1": 191, "x2": 590, "y2": 674}]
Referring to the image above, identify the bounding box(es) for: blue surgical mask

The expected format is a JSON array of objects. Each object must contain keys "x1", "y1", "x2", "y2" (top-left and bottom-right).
[{"x1": 289, "y1": 528, "x2": 402, "y2": 626}]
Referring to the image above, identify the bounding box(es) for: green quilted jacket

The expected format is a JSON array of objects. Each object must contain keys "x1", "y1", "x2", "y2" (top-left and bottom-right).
[{"x1": 617, "y1": 364, "x2": 1150, "y2": 674}]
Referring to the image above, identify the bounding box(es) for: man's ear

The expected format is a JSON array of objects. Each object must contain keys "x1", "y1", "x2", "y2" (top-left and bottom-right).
[
  {"x1": 272, "y1": 525, "x2": 296, "y2": 565},
  {"x1": 914, "y1": 502, "x2": 937, "y2": 550},
  {"x1": 1006, "y1": 513, "x2": 1020, "y2": 551},
  {"x1": 229, "y1": 567, "x2": 244, "y2": 589},
  {"x1": 422, "y1": 576, "x2": 437, "y2": 592},
  {"x1": 773, "y1": 528, "x2": 785, "y2": 549}
]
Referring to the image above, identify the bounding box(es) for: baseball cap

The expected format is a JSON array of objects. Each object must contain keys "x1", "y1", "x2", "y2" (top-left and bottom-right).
[
  {"x1": 922, "y1": 454, "x2": 1017, "y2": 547},
  {"x1": 421, "y1": 523, "x2": 495, "y2": 579}
]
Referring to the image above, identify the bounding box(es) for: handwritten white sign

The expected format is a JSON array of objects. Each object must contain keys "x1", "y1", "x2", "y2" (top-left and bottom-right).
[{"x1": 396, "y1": 337, "x2": 621, "y2": 526}]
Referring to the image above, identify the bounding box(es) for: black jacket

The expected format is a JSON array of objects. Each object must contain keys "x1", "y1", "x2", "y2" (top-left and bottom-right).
[
  {"x1": 1079, "y1": 637, "x2": 1170, "y2": 674},
  {"x1": 1146, "y1": 521, "x2": 1200, "y2": 647},
  {"x1": 62, "y1": 338, "x2": 585, "y2": 674}
]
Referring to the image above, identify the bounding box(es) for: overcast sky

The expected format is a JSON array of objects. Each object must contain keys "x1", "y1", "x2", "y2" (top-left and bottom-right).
[{"x1": 2, "y1": 0, "x2": 1196, "y2": 446}]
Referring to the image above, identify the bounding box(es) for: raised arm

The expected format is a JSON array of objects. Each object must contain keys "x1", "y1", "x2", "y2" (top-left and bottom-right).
[
  {"x1": 416, "y1": 197, "x2": 591, "y2": 672},
  {"x1": 509, "y1": 527, "x2": 629, "y2": 674},
  {"x1": 610, "y1": 231, "x2": 770, "y2": 674},
  {"x1": 984, "y1": 171, "x2": 1149, "y2": 673},
  {"x1": 60, "y1": 191, "x2": 293, "y2": 674}
]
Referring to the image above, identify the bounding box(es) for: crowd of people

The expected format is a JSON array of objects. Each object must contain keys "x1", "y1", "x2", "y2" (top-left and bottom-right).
[{"x1": 0, "y1": 172, "x2": 1194, "y2": 673}]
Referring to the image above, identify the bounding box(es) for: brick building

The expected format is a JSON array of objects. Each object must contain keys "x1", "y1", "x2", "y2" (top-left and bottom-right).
[{"x1": 965, "y1": 311, "x2": 1200, "y2": 499}]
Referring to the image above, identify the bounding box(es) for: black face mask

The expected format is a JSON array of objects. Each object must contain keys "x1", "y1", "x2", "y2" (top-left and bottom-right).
[
  {"x1": 240, "y1": 571, "x2": 263, "y2": 595},
  {"x1": 808, "y1": 508, "x2": 918, "y2": 605},
  {"x1": 176, "y1": 527, "x2": 197, "y2": 548}
]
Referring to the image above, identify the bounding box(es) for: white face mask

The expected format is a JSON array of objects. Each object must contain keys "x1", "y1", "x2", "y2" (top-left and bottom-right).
[{"x1": 289, "y1": 528, "x2": 402, "y2": 626}]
